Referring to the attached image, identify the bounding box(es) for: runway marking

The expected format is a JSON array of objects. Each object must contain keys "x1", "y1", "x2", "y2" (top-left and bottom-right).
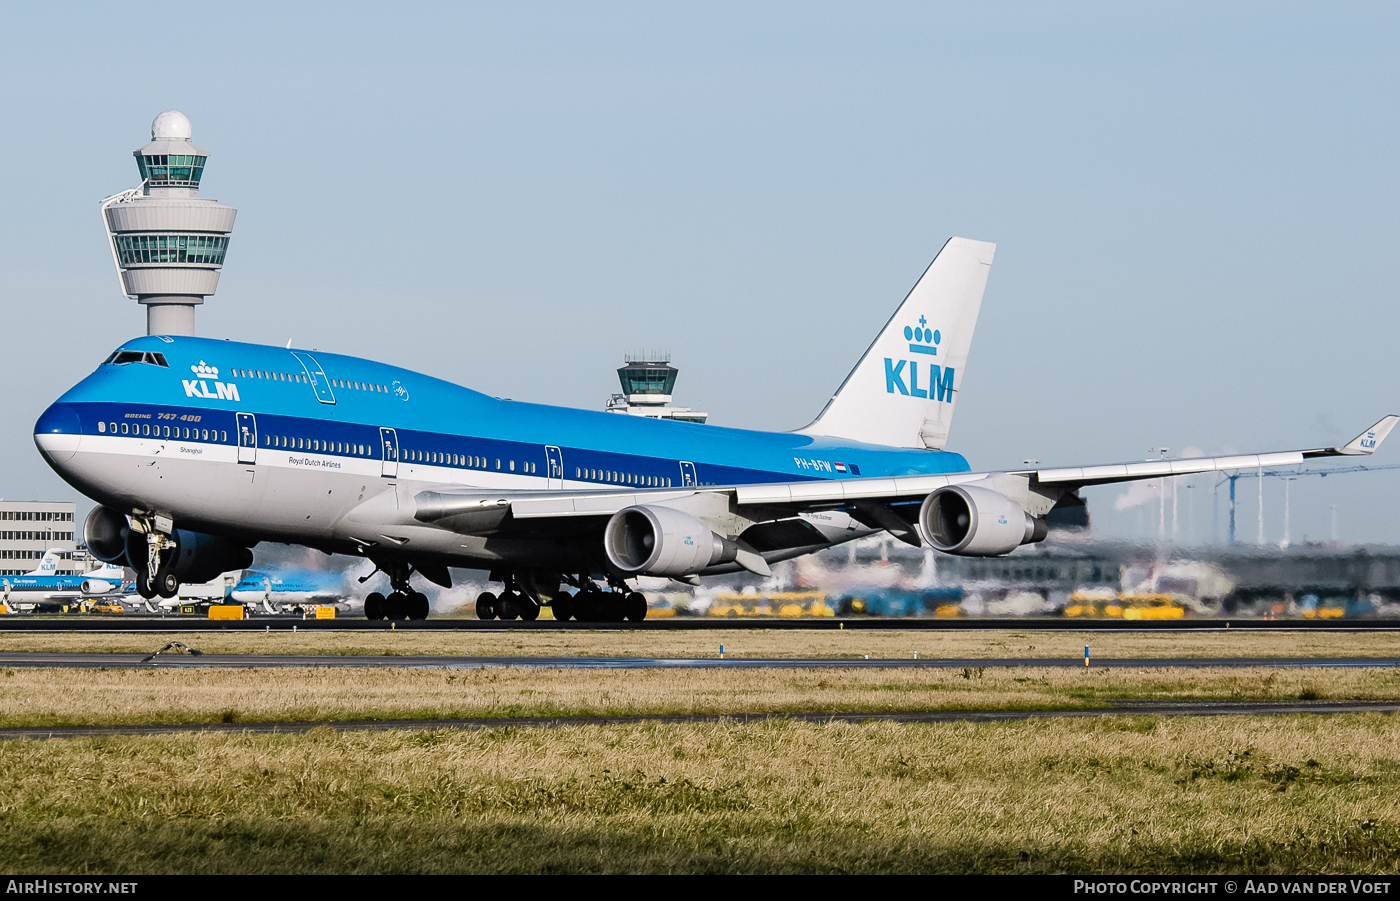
[
  {"x1": 0, "y1": 653, "x2": 1397, "y2": 670},
  {"x1": 2, "y1": 701, "x2": 1397, "y2": 741}
]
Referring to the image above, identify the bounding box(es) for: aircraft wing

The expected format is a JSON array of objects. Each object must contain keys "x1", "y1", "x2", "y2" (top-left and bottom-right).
[
  {"x1": 417, "y1": 414, "x2": 1398, "y2": 518},
  {"x1": 734, "y1": 414, "x2": 1400, "y2": 508},
  {"x1": 408, "y1": 415, "x2": 1396, "y2": 565}
]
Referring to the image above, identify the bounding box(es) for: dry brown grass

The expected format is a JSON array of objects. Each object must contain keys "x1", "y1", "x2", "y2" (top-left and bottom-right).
[
  {"x1": 0, "y1": 664, "x2": 1397, "y2": 728},
  {"x1": 2, "y1": 715, "x2": 1399, "y2": 873},
  {"x1": 0, "y1": 627, "x2": 1396, "y2": 660}
]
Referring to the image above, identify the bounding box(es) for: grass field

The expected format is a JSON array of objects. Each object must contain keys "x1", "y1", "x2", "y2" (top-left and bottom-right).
[
  {"x1": 0, "y1": 664, "x2": 1399, "y2": 728},
  {"x1": 0, "y1": 627, "x2": 1396, "y2": 659},
  {"x1": 2, "y1": 715, "x2": 1399, "y2": 874},
  {"x1": 3, "y1": 630, "x2": 1397, "y2": 873}
]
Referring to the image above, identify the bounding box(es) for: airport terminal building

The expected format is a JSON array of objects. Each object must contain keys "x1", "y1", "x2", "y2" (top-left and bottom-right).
[{"x1": 0, "y1": 501, "x2": 78, "y2": 576}]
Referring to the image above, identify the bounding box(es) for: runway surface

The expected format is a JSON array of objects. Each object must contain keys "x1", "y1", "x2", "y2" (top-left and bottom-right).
[
  {"x1": 3, "y1": 700, "x2": 1397, "y2": 741},
  {"x1": 3, "y1": 617, "x2": 1399, "y2": 632},
  {"x1": 2, "y1": 652, "x2": 1397, "y2": 670}
]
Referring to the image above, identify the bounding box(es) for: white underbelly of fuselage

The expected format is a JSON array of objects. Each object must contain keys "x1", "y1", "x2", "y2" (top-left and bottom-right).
[{"x1": 47, "y1": 434, "x2": 553, "y2": 552}]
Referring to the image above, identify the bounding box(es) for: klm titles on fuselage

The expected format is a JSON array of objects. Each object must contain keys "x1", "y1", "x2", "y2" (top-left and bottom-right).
[
  {"x1": 884, "y1": 317, "x2": 954, "y2": 401},
  {"x1": 181, "y1": 361, "x2": 240, "y2": 402}
]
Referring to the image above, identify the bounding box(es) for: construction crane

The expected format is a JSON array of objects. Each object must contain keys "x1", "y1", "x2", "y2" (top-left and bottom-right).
[{"x1": 1215, "y1": 463, "x2": 1400, "y2": 546}]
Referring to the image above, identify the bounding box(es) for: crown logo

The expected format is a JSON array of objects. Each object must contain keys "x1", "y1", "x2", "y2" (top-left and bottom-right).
[
  {"x1": 191, "y1": 361, "x2": 219, "y2": 379},
  {"x1": 903, "y1": 316, "x2": 940, "y2": 356}
]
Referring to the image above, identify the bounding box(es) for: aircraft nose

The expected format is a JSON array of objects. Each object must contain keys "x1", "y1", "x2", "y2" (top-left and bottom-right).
[{"x1": 33, "y1": 403, "x2": 83, "y2": 463}]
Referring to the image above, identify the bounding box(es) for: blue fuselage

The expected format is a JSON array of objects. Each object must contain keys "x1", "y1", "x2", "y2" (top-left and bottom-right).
[{"x1": 35, "y1": 336, "x2": 971, "y2": 565}]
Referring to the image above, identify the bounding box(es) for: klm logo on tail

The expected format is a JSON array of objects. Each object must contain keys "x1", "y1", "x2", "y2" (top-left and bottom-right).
[
  {"x1": 885, "y1": 317, "x2": 953, "y2": 401},
  {"x1": 182, "y1": 361, "x2": 240, "y2": 402}
]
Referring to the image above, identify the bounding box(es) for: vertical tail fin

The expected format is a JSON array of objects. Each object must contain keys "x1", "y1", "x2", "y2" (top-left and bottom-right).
[
  {"x1": 26, "y1": 549, "x2": 63, "y2": 577},
  {"x1": 799, "y1": 237, "x2": 995, "y2": 449}
]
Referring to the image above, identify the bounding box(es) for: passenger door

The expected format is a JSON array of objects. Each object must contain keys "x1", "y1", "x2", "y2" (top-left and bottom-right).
[
  {"x1": 379, "y1": 427, "x2": 399, "y2": 478},
  {"x1": 236, "y1": 413, "x2": 258, "y2": 464},
  {"x1": 679, "y1": 461, "x2": 697, "y2": 486},
  {"x1": 291, "y1": 352, "x2": 336, "y2": 405},
  {"x1": 545, "y1": 446, "x2": 564, "y2": 488}
]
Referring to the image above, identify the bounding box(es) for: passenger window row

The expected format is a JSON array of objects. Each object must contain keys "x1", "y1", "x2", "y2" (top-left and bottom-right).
[
  {"x1": 228, "y1": 369, "x2": 388, "y2": 394},
  {"x1": 233, "y1": 369, "x2": 307, "y2": 385},
  {"x1": 405, "y1": 450, "x2": 535, "y2": 473},
  {"x1": 330, "y1": 378, "x2": 387, "y2": 393},
  {"x1": 266, "y1": 435, "x2": 373, "y2": 456},
  {"x1": 99, "y1": 421, "x2": 227, "y2": 442},
  {"x1": 575, "y1": 467, "x2": 671, "y2": 487}
]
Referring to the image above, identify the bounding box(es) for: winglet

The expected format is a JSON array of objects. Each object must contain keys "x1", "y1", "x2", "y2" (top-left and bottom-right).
[{"x1": 1311, "y1": 415, "x2": 1400, "y2": 457}]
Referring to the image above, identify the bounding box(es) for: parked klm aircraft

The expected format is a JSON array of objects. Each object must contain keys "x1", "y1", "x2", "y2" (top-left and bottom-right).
[
  {"x1": 0, "y1": 549, "x2": 127, "y2": 605},
  {"x1": 32, "y1": 238, "x2": 1398, "y2": 622},
  {"x1": 228, "y1": 569, "x2": 348, "y2": 609}
]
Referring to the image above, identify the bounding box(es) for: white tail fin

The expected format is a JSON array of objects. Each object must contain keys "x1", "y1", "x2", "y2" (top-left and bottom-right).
[
  {"x1": 25, "y1": 549, "x2": 63, "y2": 577},
  {"x1": 799, "y1": 237, "x2": 995, "y2": 449}
]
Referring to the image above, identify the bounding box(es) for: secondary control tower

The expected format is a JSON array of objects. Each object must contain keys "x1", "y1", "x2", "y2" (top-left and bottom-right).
[
  {"x1": 100, "y1": 111, "x2": 236, "y2": 336},
  {"x1": 605, "y1": 354, "x2": 708, "y2": 423}
]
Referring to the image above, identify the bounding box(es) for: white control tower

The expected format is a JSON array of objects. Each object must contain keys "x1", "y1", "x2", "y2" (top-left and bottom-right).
[{"x1": 101, "y1": 111, "x2": 237, "y2": 336}]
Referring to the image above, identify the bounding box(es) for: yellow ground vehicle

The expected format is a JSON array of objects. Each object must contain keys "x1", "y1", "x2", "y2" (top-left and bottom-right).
[
  {"x1": 708, "y1": 591, "x2": 832, "y2": 617},
  {"x1": 1064, "y1": 590, "x2": 1186, "y2": 619}
]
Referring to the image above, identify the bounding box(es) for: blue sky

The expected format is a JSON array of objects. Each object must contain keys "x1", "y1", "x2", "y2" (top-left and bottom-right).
[{"x1": 2, "y1": 2, "x2": 1397, "y2": 545}]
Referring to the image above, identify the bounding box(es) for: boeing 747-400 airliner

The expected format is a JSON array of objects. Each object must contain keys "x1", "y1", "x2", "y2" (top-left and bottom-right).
[{"x1": 32, "y1": 238, "x2": 1397, "y2": 621}]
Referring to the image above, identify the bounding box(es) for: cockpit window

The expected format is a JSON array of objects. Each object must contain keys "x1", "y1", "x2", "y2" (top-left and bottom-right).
[{"x1": 103, "y1": 350, "x2": 170, "y2": 368}]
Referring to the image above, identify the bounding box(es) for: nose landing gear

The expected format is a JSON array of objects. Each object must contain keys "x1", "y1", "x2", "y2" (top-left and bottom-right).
[{"x1": 128, "y1": 515, "x2": 180, "y2": 601}]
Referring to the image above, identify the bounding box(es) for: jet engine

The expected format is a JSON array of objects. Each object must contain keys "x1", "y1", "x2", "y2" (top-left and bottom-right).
[
  {"x1": 83, "y1": 505, "x2": 252, "y2": 581},
  {"x1": 80, "y1": 579, "x2": 118, "y2": 594},
  {"x1": 919, "y1": 485, "x2": 1048, "y2": 557},
  {"x1": 164, "y1": 530, "x2": 254, "y2": 584},
  {"x1": 84, "y1": 506, "x2": 129, "y2": 564},
  {"x1": 604, "y1": 505, "x2": 740, "y2": 577}
]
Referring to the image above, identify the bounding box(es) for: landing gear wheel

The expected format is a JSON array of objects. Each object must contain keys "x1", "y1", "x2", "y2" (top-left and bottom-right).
[
  {"x1": 498, "y1": 591, "x2": 521, "y2": 621},
  {"x1": 408, "y1": 591, "x2": 429, "y2": 621},
  {"x1": 385, "y1": 591, "x2": 409, "y2": 621},
  {"x1": 552, "y1": 592, "x2": 574, "y2": 622},
  {"x1": 574, "y1": 591, "x2": 600, "y2": 623},
  {"x1": 520, "y1": 598, "x2": 540, "y2": 621},
  {"x1": 365, "y1": 592, "x2": 386, "y2": 621},
  {"x1": 604, "y1": 593, "x2": 627, "y2": 623},
  {"x1": 156, "y1": 570, "x2": 180, "y2": 600},
  {"x1": 134, "y1": 569, "x2": 157, "y2": 600},
  {"x1": 475, "y1": 591, "x2": 498, "y2": 620},
  {"x1": 624, "y1": 591, "x2": 647, "y2": 623}
]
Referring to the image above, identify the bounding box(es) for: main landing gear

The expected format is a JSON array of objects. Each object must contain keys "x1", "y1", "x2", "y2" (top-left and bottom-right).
[
  {"x1": 363, "y1": 560, "x2": 430, "y2": 621},
  {"x1": 475, "y1": 574, "x2": 647, "y2": 623}
]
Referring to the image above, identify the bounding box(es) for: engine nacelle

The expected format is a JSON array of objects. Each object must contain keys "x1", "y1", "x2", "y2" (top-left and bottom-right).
[
  {"x1": 81, "y1": 579, "x2": 117, "y2": 595},
  {"x1": 165, "y1": 530, "x2": 254, "y2": 584},
  {"x1": 604, "y1": 505, "x2": 737, "y2": 577},
  {"x1": 82, "y1": 506, "x2": 252, "y2": 580},
  {"x1": 84, "y1": 506, "x2": 129, "y2": 564},
  {"x1": 919, "y1": 485, "x2": 1048, "y2": 557}
]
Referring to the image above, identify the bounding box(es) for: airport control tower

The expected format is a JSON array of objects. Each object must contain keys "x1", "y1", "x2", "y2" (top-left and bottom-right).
[
  {"x1": 101, "y1": 111, "x2": 236, "y2": 336},
  {"x1": 605, "y1": 354, "x2": 708, "y2": 423}
]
